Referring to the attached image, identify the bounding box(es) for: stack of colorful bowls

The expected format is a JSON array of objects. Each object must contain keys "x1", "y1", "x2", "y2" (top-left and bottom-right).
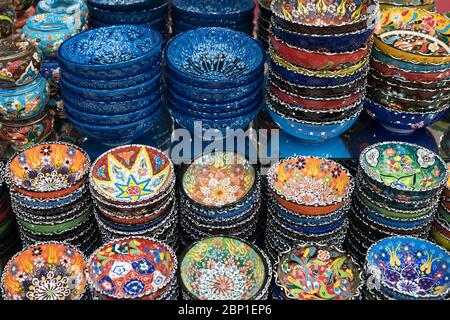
[
  {"x1": 273, "y1": 244, "x2": 363, "y2": 300},
  {"x1": 431, "y1": 163, "x2": 450, "y2": 250},
  {"x1": 256, "y1": 0, "x2": 272, "y2": 49},
  {"x1": 346, "y1": 141, "x2": 448, "y2": 264},
  {"x1": 1, "y1": 242, "x2": 89, "y2": 300},
  {"x1": 5, "y1": 142, "x2": 100, "y2": 255},
  {"x1": 179, "y1": 236, "x2": 271, "y2": 300},
  {"x1": 179, "y1": 151, "x2": 261, "y2": 246},
  {"x1": 89, "y1": 145, "x2": 178, "y2": 249},
  {"x1": 171, "y1": 0, "x2": 255, "y2": 35},
  {"x1": 365, "y1": 9, "x2": 450, "y2": 133},
  {"x1": 0, "y1": 39, "x2": 53, "y2": 150},
  {"x1": 379, "y1": 0, "x2": 435, "y2": 11},
  {"x1": 364, "y1": 236, "x2": 450, "y2": 300},
  {"x1": 266, "y1": 0, "x2": 378, "y2": 141},
  {"x1": 86, "y1": 0, "x2": 168, "y2": 37},
  {"x1": 86, "y1": 237, "x2": 178, "y2": 300},
  {"x1": 165, "y1": 27, "x2": 265, "y2": 137},
  {"x1": 265, "y1": 157, "x2": 354, "y2": 262},
  {"x1": 58, "y1": 25, "x2": 163, "y2": 146}
]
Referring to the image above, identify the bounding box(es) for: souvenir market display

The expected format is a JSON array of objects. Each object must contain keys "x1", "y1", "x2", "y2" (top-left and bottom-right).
[
  {"x1": 86, "y1": 237, "x2": 178, "y2": 300},
  {"x1": 365, "y1": 8, "x2": 450, "y2": 133},
  {"x1": 256, "y1": 0, "x2": 272, "y2": 49},
  {"x1": 346, "y1": 142, "x2": 448, "y2": 264},
  {"x1": 179, "y1": 236, "x2": 271, "y2": 300},
  {"x1": 265, "y1": 157, "x2": 354, "y2": 261},
  {"x1": 171, "y1": 0, "x2": 255, "y2": 35},
  {"x1": 5, "y1": 142, "x2": 100, "y2": 255},
  {"x1": 89, "y1": 145, "x2": 178, "y2": 249},
  {"x1": 179, "y1": 151, "x2": 261, "y2": 246},
  {"x1": 431, "y1": 164, "x2": 450, "y2": 249}
]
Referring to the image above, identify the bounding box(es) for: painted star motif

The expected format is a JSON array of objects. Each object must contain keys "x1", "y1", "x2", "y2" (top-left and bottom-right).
[{"x1": 114, "y1": 175, "x2": 153, "y2": 201}]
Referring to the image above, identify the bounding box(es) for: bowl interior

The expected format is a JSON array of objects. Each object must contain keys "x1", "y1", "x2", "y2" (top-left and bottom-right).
[
  {"x1": 276, "y1": 244, "x2": 361, "y2": 300},
  {"x1": 366, "y1": 237, "x2": 450, "y2": 298},
  {"x1": 173, "y1": 0, "x2": 254, "y2": 15},
  {"x1": 360, "y1": 142, "x2": 447, "y2": 192},
  {"x1": 180, "y1": 236, "x2": 267, "y2": 300},
  {"x1": 9, "y1": 142, "x2": 90, "y2": 193},
  {"x1": 269, "y1": 157, "x2": 352, "y2": 206},
  {"x1": 182, "y1": 151, "x2": 255, "y2": 207},
  {"x1": 2, "y1": 243, "x2": 87, "y2": 300},
  {"x1": 87, "y1": 238, "x2": 176, "y2": 299},
  {"x1": 90, "y1": 145, "x2": 173, "y2": 203}
]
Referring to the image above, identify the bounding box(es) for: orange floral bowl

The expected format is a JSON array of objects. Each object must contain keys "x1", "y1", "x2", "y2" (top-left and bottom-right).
[
  {"x1": 6, "y1": 142, "x2": 90, "y2": 199},
  {"x1": 268, "y1": 157, "x2": 354, "y2": 216}
]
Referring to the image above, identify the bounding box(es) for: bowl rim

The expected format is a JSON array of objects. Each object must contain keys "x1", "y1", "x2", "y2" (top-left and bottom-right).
[
  {"x1": 87, "y1": 0, "x2": 168, "y2": 14},
  {"x1": 371, "y1": 56, "x2": 450, "y2": 78},
  {"x1": 172, "y1": 0, "x2": 255, "y2": 19},
  {"x1": 364, "y1": 97, "x2": 450, "y2": 115}
]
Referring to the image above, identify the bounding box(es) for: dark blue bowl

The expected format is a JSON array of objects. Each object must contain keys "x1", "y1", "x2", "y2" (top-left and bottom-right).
[
  {"x1": 87, "y1": 0, "x2": 165, "y2": 11},
  {"x1": 60, "y1": 73, "x2": 161, "y2": 102},
  {"x1": 277, "y1": 214, "x2": 347, "y2": 234},
  {"x1": 87, "y1": 2, "x2": 168, "y2": 24},
  {"x1": 364, "y1": 98, "x2": 449, "y2": 134},
  {"x1": 58, "y1": 25, "x2": 163, "y2": 80},
  {"x1": 165, "y1": 27, "x2": 265, "y2": 88},
  {"x1": 172, "y1": 17, "x2": 253, "y2": 34},
  {"x1": 88, "y1": 14, "x2": 168, "y2": 32},
  {"x1": 172, "y1": 0, "x2": 254, "y2": 20},
  {"x1": 272, "y1": 24, "x2": 374, "y2": 53}
]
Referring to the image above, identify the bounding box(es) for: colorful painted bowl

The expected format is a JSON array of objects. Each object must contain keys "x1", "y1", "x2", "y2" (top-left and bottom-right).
[
  {"x1": 86, "y1": 237, "x2": 177, "y2": 300},
  {"x1": 21, "y1": 14, "x2": 79, "y2": 60},
  {"x1": 87, "y1": 2, "x2": 168, "y2": 24},
  {"x1": 1, "y1": 243, "x2": 87, "y2": 300},
  {"x1": 268, "y1": 156, "x2": 354, "y2": 216},
  {"x1": 275, "y1": 244, "x2": 363, "y2": 300},
  {"x1": 179, "y1": 236, "x2": 270, "y2": 300},
  {"x1": 86, "y1": 0, "x2": 165, "y2": 11},
  {"x1": 359, "y1": 141, "x2": 448, "y2": 201},
  {"x1": 366, "y1": 236, "x2": 450, "y2": 299},
  {"x1": 36, "y1": 0, "x2": 88, "y2": 28},
  {"x1": 374, "y1": 9, "x2": 450, "y2": 65}
]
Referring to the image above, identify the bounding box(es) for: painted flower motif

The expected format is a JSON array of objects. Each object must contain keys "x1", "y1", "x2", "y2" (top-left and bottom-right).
[
  {"x1": 295, "y1": 158, "x2": 306, "y2": 170},
  {"x1": 428, "y1": 42, "x2": 439, "y2": 53},
  {"x1": 123, "y1": 279, "x2": 145, "y2": 296},
  {"x1": 66, "y1": 148, "x2": 76, "y2": 158},
  {"x1": 60, "y1": 256, "x2": 71, "y2": 268},
  {"x1": 199, "y1": 177, "x2": 240, "y2": 206},
  {"x1": 26, "y1": 272, "x2": 70, "y2": 300},
  {"x1": 365, "y1": 148, "x2": 380, "y2": 167},
  {"x1": 384, "y1": 148, "x2": 397, "y2": 157},
  {"x1": 416, "y1": 149, "x2": 435, "y2": 168},
  {"x1": 210, "y1": 275, "x2": 234, "y2": 298},
  {"x1": 40, "y1": 145, "x2": 52, "y2": 156},
  {"x1": 16, "y1": 271, "x2": 28, "y2": 283},
  {"x1": 317, "y1": 250, "x2": 331, "y2": 262},
  {"x1": 92, "y1": 261, "x2": 103, "y2": 275},
  {"x1": 331, "y1": 167, "x2": 341, "y2": 179},
  {"x1": 320, "y1": 161, "x2": 331, "y2": 173},
  {"x1": 98, "y1": 276, "x2": 115, "y2": 295},
  {"x1": 32, "y1": 247, "x2": 42, "y2": 256},
  {"x1": 109, "y1": 261, "x2": 132, "y2": 279},
  {"x1": 18, "y1": 154, "x2": 27, "y2": 164},
  {"x1": 396, "y1": 279, "x2": 420, "y2": 295},
  {"x1": 63, "y1": 157, "x2": 72, "y2": 167}
]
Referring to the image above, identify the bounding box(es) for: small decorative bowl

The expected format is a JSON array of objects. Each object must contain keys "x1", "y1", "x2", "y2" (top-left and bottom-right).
[
  {"x1": 1, "y1": 242, "x2": 87, "y2": 300},
  {"x1": 274, "y1": 243, "x2": 363, "y2": 300},
  {"x1": 86, "y1": 0, "x2": 165, "y2": 11},
  {"x1": 87, "y1": 2, "x2": 168, "y2": 24},
  {"x1": 366, "y1": 236, "x2": 450, "y2": 300},
  {"x1": 172, "y1": 0, "x2": 254, "y2": 20},
  {"x1": 179, "y1": 236, "x2": 271, "y2": 300},
  {"x1": 36, "y1": 0, "x2": 88, "y2": 28},
  {"x1": 267, "y1": 156, "x2": 354, "y2": 216},
  {"x1": 86, "y1": 237, "x2": 177, "y2": 300},
  {"x1": 359, "y1": 141, "x2": 448, "y2": 202}
]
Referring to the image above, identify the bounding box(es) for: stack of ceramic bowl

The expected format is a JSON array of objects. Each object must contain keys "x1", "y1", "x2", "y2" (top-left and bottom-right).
[
  {"x1": 165, "y1": 27, "x2": 265, "y2": 138},
  {"x1": 171, "y1": 0, "x2": 254, "y2": 36},
  {"x1": 1, "y1": 242, "x2": 89, "y2": 300},
  {"x1": 89, "y1": 145, "x2": 178, "y2": 250},
  {"x1": 431, "y1": 164, "x2": 450, "y2": 250},
  {"x1": 58, "y1": 25, "x2": 163, "y2": 146},
  {"x1": 256, "y1": 0, "x2": 272, "y2": 49},
  {"x1": 365, "y1": 9, "x2": 450, "y2": 134},
  {"x1": 265, "y1": 157, "x2": 354, "y2": 262},
  {"x1": 379, "y1": 0, "x2": 435, "y2": 11},
  {"x1": 5, "y1": 142, "x2": 100, "y2": 255},
  {"x1": 346, "y1": 141, "x2": 448, "y2": 264},
  {"x1": 0, "y1": 39, "x2": 53, "y2": 151},
  {"x1": 364, "y1": 236, "x2": 450, "y2": 300},
  {"x1": 266, "y1": 0, "x2": 378, "y2": 142},
  {"x1": 272, "y1": 244, "x2": 363, "y2": 300},
  {"x1": 179, "y1": 151, "x2": 261, "y2": 246},
  {"x1": 87, "y1": 0, "x2": 168, "y2": 37},
  {"x1": 86, "y1": 237, "x2": 178, "y2": 300},
  {"x1": 179, "y1": 236, "x2": 272, "y2": 300}
]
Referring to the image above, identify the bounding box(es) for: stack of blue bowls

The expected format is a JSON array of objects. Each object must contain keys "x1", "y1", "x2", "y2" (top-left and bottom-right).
[
  {"x1": 86, "y1": 0, "x2": 168, "y2": 37},
  {"x1": 57, "y1": 25, "x2": 164, "y2": 146},
  {"x1": 171, "y1": 0, "x2": 255, "y2": 35},
  {"x1": 165, "y1": 27, "x2": 265, "y2": 137}
]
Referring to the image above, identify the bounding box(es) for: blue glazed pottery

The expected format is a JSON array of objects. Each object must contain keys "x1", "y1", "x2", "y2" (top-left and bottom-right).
[
  {"x1": 172, "y1": 17, "x2": 253, "y2": 34},
  {"x1": 165, "y1": 27, "x2": 265, "y2": 89},
  {"x1": 86, "y1": 0, "x2": 165, "y2": 11},
  {"x1": 88, "y1": 15, "x2": 167, "y2": 31},
  {"x1": 21, "y1": 13, "x2": 79, "y2": 60},
  {"x1": 87, "y1": 2, "x2": 168, "y2": 24},
  {"x1": 172, "y1": 0, "x2": 254, "y2": 19},
  {"x1": 36, "y1": 0, "x2": 88, "y2": 28},
  {"x1": 0, "y1": 75, "x2": 49, "y2": 120},
  {"x1": 364, "y1": 98, "x2": 449, "y2": 134},
  {"x1": 58, "y1": 25, "x2": 163, "y2": 80},
  {"x1": 40, "y1": 59, "x2": 63, "y2": 114}
]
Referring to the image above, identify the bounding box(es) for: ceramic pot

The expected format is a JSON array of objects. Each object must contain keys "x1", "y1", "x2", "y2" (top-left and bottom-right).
[{"x1": 36, "y1": 0, "x2": 88, "y2": 29}]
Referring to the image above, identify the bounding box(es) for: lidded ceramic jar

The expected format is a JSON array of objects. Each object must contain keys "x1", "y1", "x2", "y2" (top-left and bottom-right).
[
  {"x1": 36, "y1": 0, "x2": 88, "y2": 30},
  {"x1": 0, "y1": 1, "x2": 14, "y2": 39}
]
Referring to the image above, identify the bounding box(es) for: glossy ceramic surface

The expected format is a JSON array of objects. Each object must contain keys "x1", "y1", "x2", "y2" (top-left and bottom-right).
[
  {"x1": 86, "y1": 0, "x2": 165, "y2": 11},
  {"x1": 36, "y1": 0, "x2": 88, "y2": 28},
  {"x1": 87, "y1": 2, "x2": 168, "y2": 24},
  {"x1": 172, "y1": 0, "x2": 254, "y2": 18}
]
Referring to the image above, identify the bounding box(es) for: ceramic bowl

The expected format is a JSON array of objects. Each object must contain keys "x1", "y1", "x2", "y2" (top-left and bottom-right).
[
  {"x1": 172, "y1": 0, "x2": 254, "y2": 20},
  {"x1": 366, "y1": 236, "x2": 450, "y2": 300},
  {"x1": 165, "y1": 27, "x2": 265, "y2": 89},
  {"x1": 87, "y1": 2, "x2": 168, "y2": 24},
  {"x1": 58, "y1": 25, "x2": 163, "y2": 80},
  {"x1": 374, "y1": 9, "x2": 450, "y2": 65},
  {"x1": 275, "y1": 243, "x2": 363, "y2": 300},
  {"x1": 86, "y1": 0, "x2": 165, "y2": 11},
  {"x1": 0, "y1": 74, "x2": 49, "y2": 121},
  {"x1": 1, "y1": 242, "x2": 87, "y2": 300},
  {"x1": 179, "y1": 236, "x2": 270, "y2": 300},
  {"x1": 268, "y1": 156, "x2": 354, "y2": 216},
  {"x1": 36, "y1": 0, "x2": 88, "y2": 27},
  {"x1": 172, "y1": 17, "x2": 254, "y2": 34},
  {"x1": 258, "y1": 0, "x2": 272, "y2": 19},
  {"x1": 88, "y1": 15, "x2": 168, "y2": 33},
  {"x1": 271, "y1": 0, "x2": 378, "y2": 35},
  {"x1": 87, "y1": 237, "x2": 177, "y2": 300},
  {"x1": 359, "y1": 141, "x2": 448, "y2": 202}
]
